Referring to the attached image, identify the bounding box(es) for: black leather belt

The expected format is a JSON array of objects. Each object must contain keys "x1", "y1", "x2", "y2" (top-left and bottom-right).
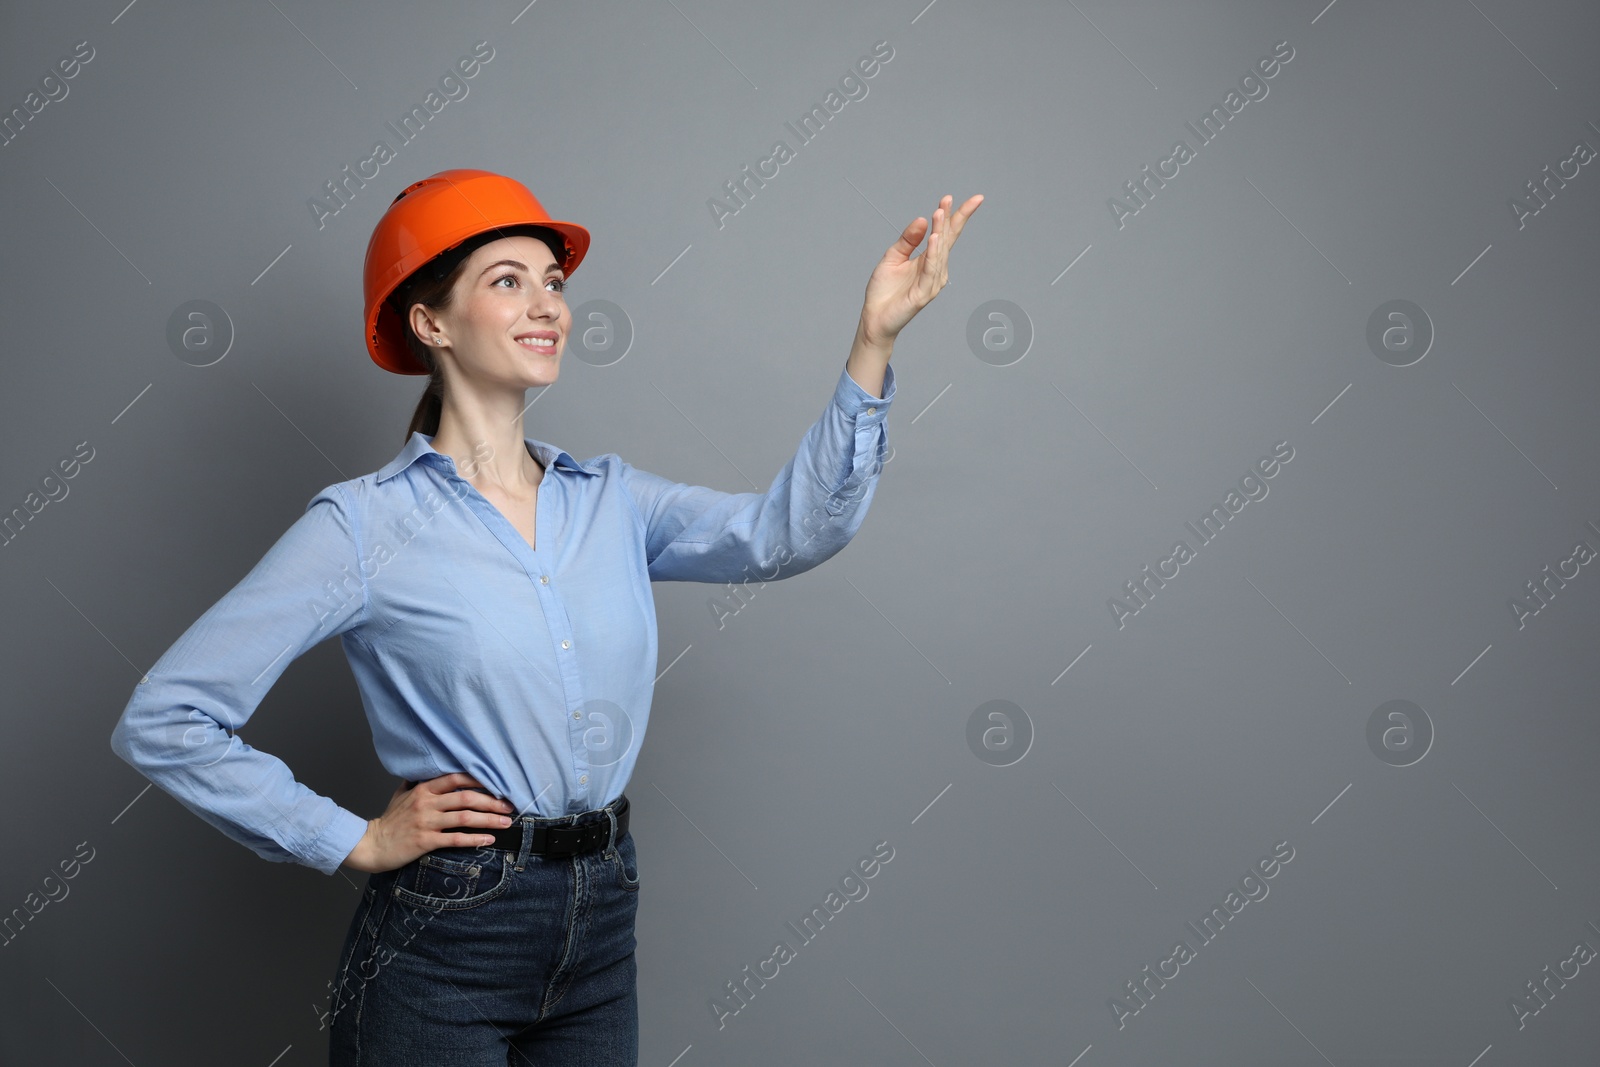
[{"x1": 437, "y1": 792, "x2": 629, "y2": 858}]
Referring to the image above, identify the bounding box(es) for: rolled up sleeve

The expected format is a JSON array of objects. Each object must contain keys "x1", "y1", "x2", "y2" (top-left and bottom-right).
[
  {"x1": 108, "y1": 483, "x2": 373, "y2": 876},
  {"x1": 618, "y1": 360, "x2": 895, "y2": 584}
]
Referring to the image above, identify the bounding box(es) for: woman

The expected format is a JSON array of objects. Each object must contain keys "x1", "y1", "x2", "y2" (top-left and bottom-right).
[{"x1": 109, "y1": 168, "x2": 981, "y2": 1064}]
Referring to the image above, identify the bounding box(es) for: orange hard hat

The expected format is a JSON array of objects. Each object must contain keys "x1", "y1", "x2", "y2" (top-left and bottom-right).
[{"x1": 363, "y1": 168, "x2": 591, "y2": 375}]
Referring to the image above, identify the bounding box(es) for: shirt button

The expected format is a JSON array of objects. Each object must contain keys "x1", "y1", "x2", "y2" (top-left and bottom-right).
[
  {"x1": 573, "y1": 710, "x2": 581, "y2": 720},
  {"x1": 579, "y1": 774, "x2": 588, "y2": 784},
  {"x1": 866, "y1": 406, "x2": 876, "y2": 415},
  {"x1": 137, "y1": 674, "x2": 150, "y2": 685},
  {"x1": 540, "y1": 575, "x2": 549, "y2": 584},
  {"x1": 561, "y1": 639, "x2": 571, "y2": 649}
]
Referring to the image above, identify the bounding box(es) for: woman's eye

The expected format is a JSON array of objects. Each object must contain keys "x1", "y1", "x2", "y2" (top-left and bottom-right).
[
  {"x1": 493, "y1": 273, "x2": 518, "y2": 288},
  {"x1": 549, "y1": 278, "x2": 568, "y2": 293}
]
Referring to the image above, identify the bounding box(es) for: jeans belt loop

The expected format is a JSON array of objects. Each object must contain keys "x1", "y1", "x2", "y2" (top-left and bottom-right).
[{"x1": 514, "y1": 816, "x2": 536, "y2": 872}]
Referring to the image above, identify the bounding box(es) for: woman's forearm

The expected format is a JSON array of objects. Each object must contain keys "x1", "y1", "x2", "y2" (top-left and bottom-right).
[{"x1": 845, "y1": 316, "x2": 894, "y2": 400}]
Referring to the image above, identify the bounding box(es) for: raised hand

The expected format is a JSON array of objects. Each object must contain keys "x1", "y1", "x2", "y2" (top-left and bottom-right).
[{"x1": 858, "y1": 193, "x2": 984, "y2": 348}]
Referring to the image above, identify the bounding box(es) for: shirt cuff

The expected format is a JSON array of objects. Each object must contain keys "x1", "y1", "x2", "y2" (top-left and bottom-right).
[
  {"x1": 835, "y1": 360, "x2": 896, "y2": 415},
  {"x1": 820, "y1": 362, "x2": 895, "y2": 515},
  {"x1": 303, "y1": 805, "x2": 371, "y2": 876}
]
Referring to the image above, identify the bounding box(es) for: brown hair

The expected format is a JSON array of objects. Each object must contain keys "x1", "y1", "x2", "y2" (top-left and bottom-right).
[{"x1": 390, "y1": 225, "x2": 567, "y2": 442}]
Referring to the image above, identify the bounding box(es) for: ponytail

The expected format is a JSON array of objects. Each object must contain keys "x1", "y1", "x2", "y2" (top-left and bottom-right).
[{"x1": 405, "y1": 346, "x2": 446, "y2": 439}]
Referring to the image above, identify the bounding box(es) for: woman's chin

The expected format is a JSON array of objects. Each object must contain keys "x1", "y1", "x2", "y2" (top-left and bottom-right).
[{"x1": 521, "y1": 364, "x2": 559, "y2": 389}]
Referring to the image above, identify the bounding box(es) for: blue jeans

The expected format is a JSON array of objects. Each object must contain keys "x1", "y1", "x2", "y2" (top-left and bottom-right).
[{"x1": 327, "y1": 804, "x2": 640, "y2": 1065}]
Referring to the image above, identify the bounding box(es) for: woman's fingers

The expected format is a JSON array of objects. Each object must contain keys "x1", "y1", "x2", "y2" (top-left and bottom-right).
[
  {"x1": 922, "y1": 193, "x2": 982, "y2": 292},
  {"x1": 420, "y1": 772, "x2": 515, "y2": 821},
  {"x1": 449, "y1": 806, "x2": 513, "y2": 829},
  {"x1": 427, "y1": 771, "x2": 481, "y2": 793},
  {"x1": 937, "y1": 193, "x2": 983, "y2": 254},
  {"x1": 430, "y1": 794, "x2": 512, "y2": 843},
  {"x1": 441, "y1": 789, "x2": 515, "y2": 813},
  {"x1": 916, "y1": 197, "x2": 952, "y2": 295},
  {"x1": 898, "y1": 193, "x2": 982, "y2": 263},
  {"x1": 937, "y1": 194, "x2": 980, "y2": 244},
  {"x1": 889, "y1": 215, "x2": 930, "y2": 263}
]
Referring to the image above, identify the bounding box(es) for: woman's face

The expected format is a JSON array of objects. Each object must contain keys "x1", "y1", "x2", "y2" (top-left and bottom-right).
[{"x1": 419, "y1": 234, "x2": 571, "y2": 391}]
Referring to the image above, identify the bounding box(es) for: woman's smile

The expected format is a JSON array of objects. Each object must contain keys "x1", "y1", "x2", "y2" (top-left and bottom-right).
[{"x1": 513, "y1": 329, "x2": 559, "y2": 353}]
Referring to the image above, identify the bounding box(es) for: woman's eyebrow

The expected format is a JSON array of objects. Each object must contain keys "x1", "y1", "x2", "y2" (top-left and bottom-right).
[{"x1": 477, "y1": 259, "x2": 565, "y2": 278}]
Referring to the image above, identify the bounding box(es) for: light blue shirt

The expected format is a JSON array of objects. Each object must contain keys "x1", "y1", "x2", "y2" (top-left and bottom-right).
[{"x1": 110, "y1": 361, "x2": 894, "y2": 875}]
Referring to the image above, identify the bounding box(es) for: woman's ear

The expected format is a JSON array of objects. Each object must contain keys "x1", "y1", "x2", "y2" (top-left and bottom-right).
[{"x1": 409, "y1": 303, "x2": 442, "y2": 347}]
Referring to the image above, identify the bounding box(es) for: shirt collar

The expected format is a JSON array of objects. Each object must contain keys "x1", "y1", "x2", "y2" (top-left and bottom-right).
[{"x1": 376, "y1": 431, "x2": 601, "y2": 484}]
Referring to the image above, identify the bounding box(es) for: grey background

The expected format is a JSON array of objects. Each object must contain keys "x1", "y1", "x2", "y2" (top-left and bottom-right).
[{"x1": 2, "y1": 0, "x2": 1597, "y2": 1063}]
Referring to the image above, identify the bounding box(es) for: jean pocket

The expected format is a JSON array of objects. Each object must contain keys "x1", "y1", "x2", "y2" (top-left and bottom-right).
[
  {"x1": 615, "y1": 831, "x2": 640, "y2": 892},
  {"x1": 392, "y1": 846, "x2": 511, "y2": 911}
]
